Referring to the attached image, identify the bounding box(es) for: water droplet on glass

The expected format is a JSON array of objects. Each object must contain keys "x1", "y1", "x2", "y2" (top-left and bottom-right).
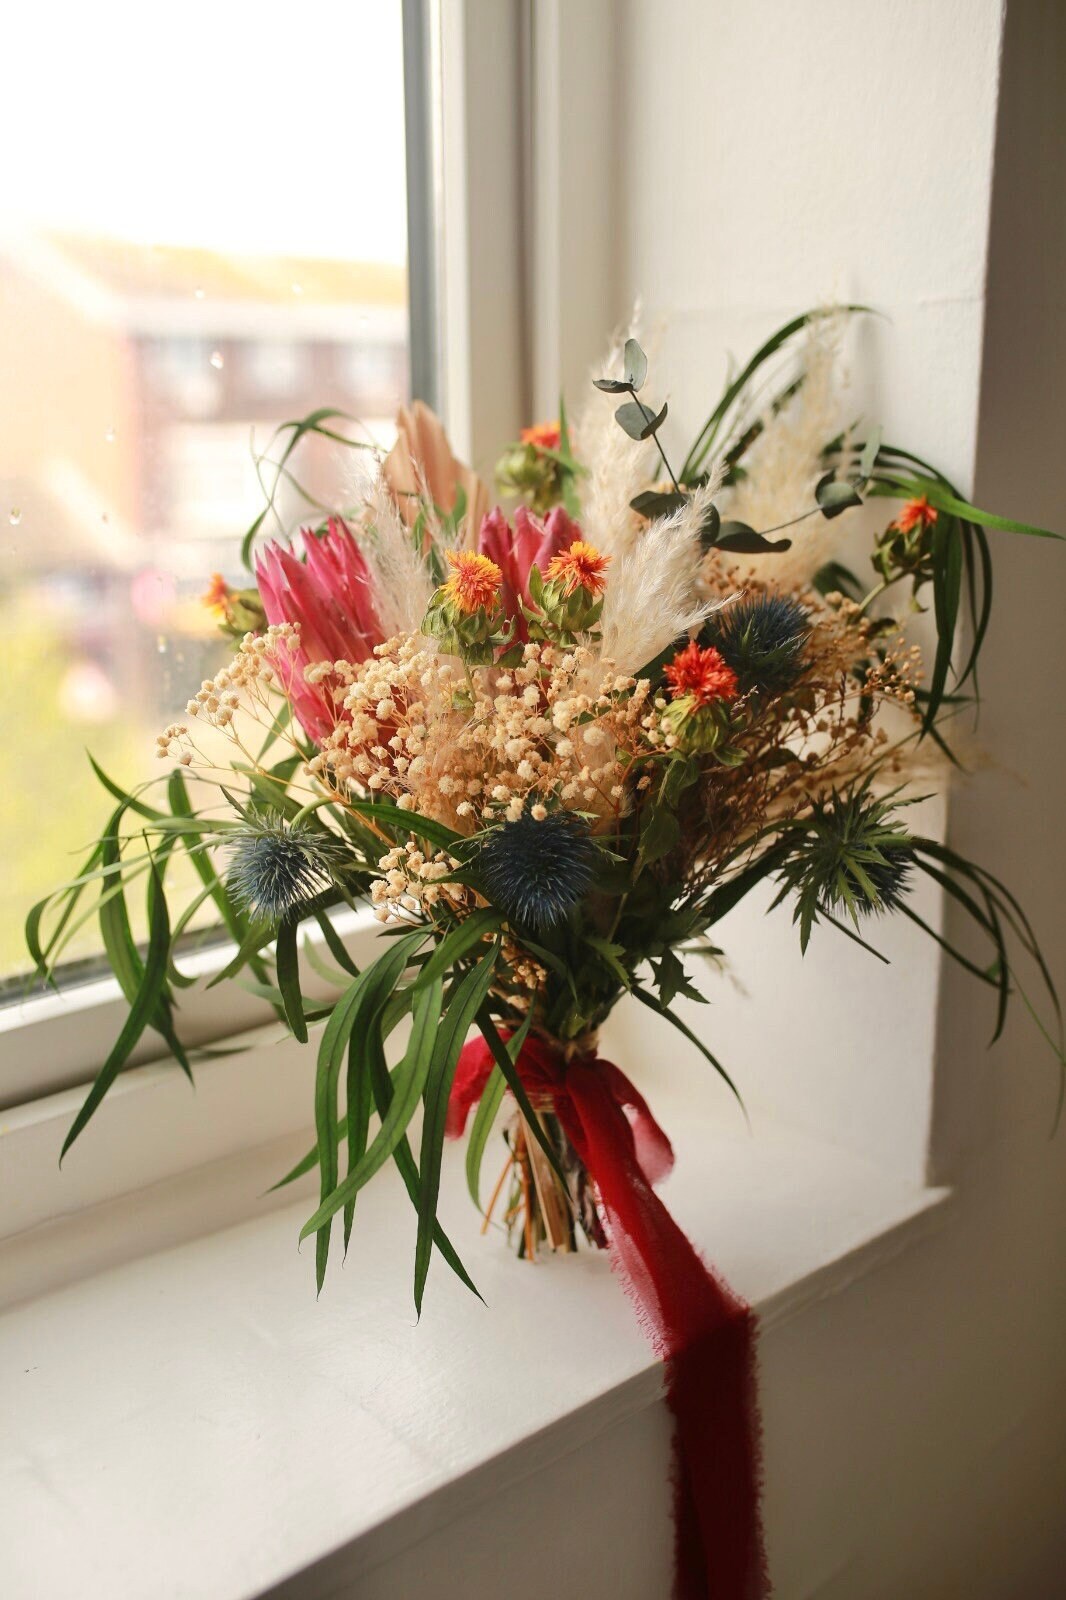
[
  {"x1": 194, "y1": 286, "x2": 205, "y2": 300},
  {"x1": 209, "y1": 349, "x2": 224, "y2": 370},
  {"x1": 101, "y1": 512, "x2": 109, "y2": 525},
  {"x1": 291, "y1": 282, "x2": 303, "y2": 296},
  {"x1": 104, "y1": 425, "x2": 116, "y2": 443},
  {"x1": 157, "y1": 635, "x2": 168, "y2": 655},
  {"x1": 9, "y1": 508, "x2": 21, "y2": 526}
]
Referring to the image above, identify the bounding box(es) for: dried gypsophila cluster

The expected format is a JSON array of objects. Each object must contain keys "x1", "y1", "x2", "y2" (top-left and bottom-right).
[
  {"x1": 310, "y1": 636, "x2": 655, "y2": 833},
  {"x1": 498, "y1": 933, "x2": 549, "y2": 1000},
  {"x1": 370, "y1": 841, "x2": 470, "y2": 923},
  {"x1": 156, "y1": 724, "x2": 192, "y2": 765},
  {"x1": 182, "y1": 624, "x2": 297, "y2": 728}
]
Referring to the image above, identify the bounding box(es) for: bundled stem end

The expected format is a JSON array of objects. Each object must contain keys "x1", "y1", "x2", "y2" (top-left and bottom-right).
[{"x1": 483, "y1": 1108, "x2": 607, "y2": 1260}]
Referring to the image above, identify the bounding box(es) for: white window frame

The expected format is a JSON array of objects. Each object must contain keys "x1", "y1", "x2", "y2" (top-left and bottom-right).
[{"x1": 1, "y1": 0, "x2": 531, "y2": 1115}]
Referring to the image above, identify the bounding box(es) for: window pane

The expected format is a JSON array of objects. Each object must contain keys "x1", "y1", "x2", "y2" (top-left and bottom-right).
[{"x1": 1, "y1": 2, "x2": 412, "y2": 981}]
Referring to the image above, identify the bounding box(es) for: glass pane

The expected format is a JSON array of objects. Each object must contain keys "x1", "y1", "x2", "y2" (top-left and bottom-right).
[{"x1": 1, "y1": 2, "x2": 412, "y2": 982}]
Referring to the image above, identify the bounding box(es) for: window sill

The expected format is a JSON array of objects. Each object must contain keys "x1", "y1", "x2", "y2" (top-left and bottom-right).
[
  {"x1": 0, "y1": 1046, "x2": 950, "y2": 1600},
  {"x1": 0, "y1": 907, "x2": 381, "y2": 1112}
]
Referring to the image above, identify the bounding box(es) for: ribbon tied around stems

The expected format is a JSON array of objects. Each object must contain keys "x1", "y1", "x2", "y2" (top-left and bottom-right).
[{"x1": 448, "y1": 1031, "x2": 769, "y2": 1600}]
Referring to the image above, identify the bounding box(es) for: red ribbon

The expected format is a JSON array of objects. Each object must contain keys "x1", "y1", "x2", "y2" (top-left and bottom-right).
[{"x1": 449, "y1": 1034, "x2": 769, "y2": 1600}]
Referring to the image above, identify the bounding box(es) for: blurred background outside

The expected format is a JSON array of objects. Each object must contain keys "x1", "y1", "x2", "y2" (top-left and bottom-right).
[{"x1": 0, "y1": 2, "x2": 413, "y2": 980}]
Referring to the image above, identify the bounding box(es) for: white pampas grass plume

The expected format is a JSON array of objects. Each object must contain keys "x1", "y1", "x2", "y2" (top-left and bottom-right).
[
  {"x1": 358, "y1": 473, "x2": 436, "y2": 636},
  {"x1": 599, "y1": 479, "x2": 726, "y2": 675},
  {"x1": 718, "y1": 309, "x2": 853, "y2": 587}
]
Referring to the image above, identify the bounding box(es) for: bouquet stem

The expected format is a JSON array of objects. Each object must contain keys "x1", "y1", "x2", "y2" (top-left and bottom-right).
[{"x1": 483, "y1": 1106, "x2": 607, "y2": 1259}]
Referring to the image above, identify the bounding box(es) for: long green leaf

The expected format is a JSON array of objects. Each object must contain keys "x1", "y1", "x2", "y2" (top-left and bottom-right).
[
  {"x1": 98, "y1": 819, "x2": 190, "y2": 1079},
  {"x1": 241, "y1": 407, "x2": 372, "y2": 568},
  {"x1": 342, "y1": 795, "x2": 463, "y2": 853},
  {"x1": 631, "y1": 984, "x2": 746, "y2": 1113},
  {"x1": 61, "y1": 858, "x2": 174, "y2": 1160},
  {"x1": 474, "y1": 1009, "x2": 568, "y2": 1186},
  {"x1": 372, "y1": 1088, "x2": 482, "y2": 1301},
  {"x1": 681, "y1": 306, "x2": 871, "y2": 481},
  {"x1": 411, "y1": 907, "x2": 502, "y2": 992},
  {"x1": 88, "y1": 755, "x2": 167, "y2": 821},
  {"x1": 301, "y1": 974, "x2": 443, "y2": 1247},
  {"x1": 310, "y1": 928, "x2": 426, "y2": 1291},
  {"x1": 206, "y1": 917, "x2": 276, "y2": 989},
  {"x1": 872, "y1": 471, "x2": 1062, "y2": 540},
  {"x1": 275, "y1": 917, "x2": 308, "y2": 1043},
  {"x1": 342, "y1": 1024, "x2": 375, "y2": 1251},
  {"x1": 465, "y1": 1007, "x2": 533, "y2": 1210},
  {"x1": 166, "y1": 769, "x2": 263, "y2": 968},
  {"x1": 313, "y1": 908, "x2": 361, "y2": 978},
  {"x1": 314, "y1": 1015, "x2": 483, "y2": 1301},
  {"x1": 414, "y1": 945, "x2": 501, "y2": 1313},
  {"x1": 924, "y1": 515, "x2": 963, "y2": 732}
]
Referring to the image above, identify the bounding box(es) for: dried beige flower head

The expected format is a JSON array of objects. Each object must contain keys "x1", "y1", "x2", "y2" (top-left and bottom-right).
[{"x1": 311, "y1": 637, "x2": 653, "y2": 832}]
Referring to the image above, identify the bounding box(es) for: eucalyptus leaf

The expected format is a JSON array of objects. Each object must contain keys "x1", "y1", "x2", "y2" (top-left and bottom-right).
[
  {"x1": 714, "y1": 521, "x2": 793, "y2": 554},
  {"x1": 615, "y1": 399, "x2": 668, "y2": 442},
  {"x1": 623, "y1": 337, "x2": 648, "y2": 391},
  {"x1": 699, "y1": 503, "x2": 722, "y2": 550},
  {"x1": 630, "y1": 488, "x2": 687, "y2": 520},
  {"x1": 859, "y1": 426, "x2": 883, "y2": 482},
  {"x1": 815, "y1": 471, "x2": 864, "y2": 518}
]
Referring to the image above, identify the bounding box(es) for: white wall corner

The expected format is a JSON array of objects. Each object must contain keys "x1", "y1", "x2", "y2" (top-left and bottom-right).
[{"x1": 527, "y1": 0, "x2": 621, "y2": 419}]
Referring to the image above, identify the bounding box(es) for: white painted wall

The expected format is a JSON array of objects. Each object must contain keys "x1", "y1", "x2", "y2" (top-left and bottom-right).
[
  {"x1": 609, "y1": 0, "x2": 1011, "y2": 1184},
  {"x1": 603, "y1": 1, "x2": 1066, "y2": 1594}
]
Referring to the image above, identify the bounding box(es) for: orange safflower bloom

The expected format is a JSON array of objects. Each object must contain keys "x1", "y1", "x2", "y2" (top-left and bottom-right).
[
  {"x1": 545, "y1": 539, "x2": 611, "y2": 598},
  {"x1": 202, "y1": 572, "x2": 233, "y2": 619},
  {"x1": 664, "y1": 640, "x2": 739, "y2": 706},
  {"x1": 520, "y1": 421, "x2": 561, "y2": 452},
  {"x1": 894, "y1": 496, "x2": 938, "y2": 534},
  {"x1": 443, "y1": 548, "x2": 503, "y2": 614}
]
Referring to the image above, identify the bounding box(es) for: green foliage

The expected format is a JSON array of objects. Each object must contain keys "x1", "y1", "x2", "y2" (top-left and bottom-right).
[
  {"x1": 771, "y1": 787, "x2": 918, "y2": 952},
  {"x1": 465, "y1": 1009, "x2": 533, "y2": 1210},
  {"x1": 26, "y1": 303, "x2": 1066, "y2": 1317},
  {"x1": 595, "y1": 338, "x2": 683, "y2": 494},
  {"x1": 414, "y1": 943, "x2": 501, "y2": 1311},
  {"x1": 679, "y1": 305, "x2": 873, "y2": 484},
  {"x1": 241, "y1": 408, "x2": 376, "y2": 570}
]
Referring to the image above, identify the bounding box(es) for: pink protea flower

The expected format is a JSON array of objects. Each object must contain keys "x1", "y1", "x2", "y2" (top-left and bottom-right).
[
  {"x1": 477, "y1": 504, "x2": 581, "y2": 631},
  {"x1": 255, "y1": 517, "x2": 383, "y2": 743}
]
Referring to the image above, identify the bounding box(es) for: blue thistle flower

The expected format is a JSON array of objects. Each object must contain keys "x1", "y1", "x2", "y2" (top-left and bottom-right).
[
  {"x1": 785, "y1": 789, "x2": 916, "y2": 950},
  {"x1": 700, "y1": 593, "x2": 811, "y2": 693},
  {"x1": 477, "y1": 809, "x2": 598, "y2": 930},
  {"x1": 227, "y1": 813, "x2": 350, "y2": 922}
]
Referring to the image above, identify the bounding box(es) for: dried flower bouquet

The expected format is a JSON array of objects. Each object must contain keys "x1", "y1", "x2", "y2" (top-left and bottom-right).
[
  {"x1": 31, "y1": 306, "x2": 1063, "y2": 1598},
  {"x1": 32, "y1": 308, "x2": 1061, "y2": 1288}
]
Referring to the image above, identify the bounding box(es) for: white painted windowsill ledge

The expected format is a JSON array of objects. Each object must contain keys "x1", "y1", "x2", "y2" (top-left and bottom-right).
[{"x1": 0, "y1": 1023, "x2": 949, "y2": 1600}]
